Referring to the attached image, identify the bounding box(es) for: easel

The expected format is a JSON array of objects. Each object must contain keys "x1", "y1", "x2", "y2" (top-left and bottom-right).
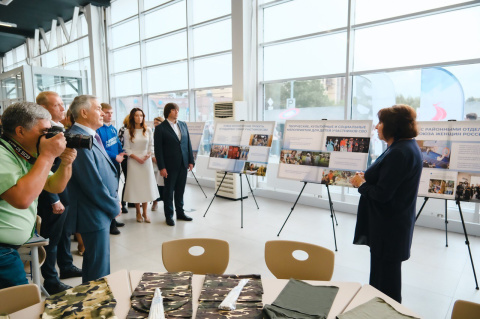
[
  {"x1": 190, "y1": 171, "x2": 207, "y2": 198},
  {"x1": 416, "y1": 196, "x2": 479, "y2": 289},
  {"x1": 203, "y1": 171, "x2": 259, "y2": 228},
  {"x1": 277, "y1": 181, "x2": 339, "y2": 251}
]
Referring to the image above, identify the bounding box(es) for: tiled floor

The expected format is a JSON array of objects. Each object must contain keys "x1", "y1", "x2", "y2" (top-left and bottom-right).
[{"x1": 60, "y1": 183, "x2": 480, "y2": 319}]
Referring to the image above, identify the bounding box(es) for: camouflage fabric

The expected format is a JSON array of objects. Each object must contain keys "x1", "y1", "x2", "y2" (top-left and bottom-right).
[
  {"x1": 127, "y1": 271, "x2": 193, "y2": 319},
  {"x1": 196, "y1": 274, "x2": 263, "y2": 319},
  {"x1": 42, "y1": 278, "x2": 117, "y2": 319}
]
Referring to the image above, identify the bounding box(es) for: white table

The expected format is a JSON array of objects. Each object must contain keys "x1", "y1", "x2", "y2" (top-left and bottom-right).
[
  {"x1": 342, "y1": 284, "x2": 421, "y2": 318},
  {"x1": 129, "y1": 270, "x2": 362, "y2": 319}
]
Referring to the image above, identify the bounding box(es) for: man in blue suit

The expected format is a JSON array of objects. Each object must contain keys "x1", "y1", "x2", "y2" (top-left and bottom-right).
[
  {"x1": 67, "y1": 95, "x2": 120, "y2": 282},
  {"x1": 154, "y1": 103, "x2": 195, "y2": 226}
]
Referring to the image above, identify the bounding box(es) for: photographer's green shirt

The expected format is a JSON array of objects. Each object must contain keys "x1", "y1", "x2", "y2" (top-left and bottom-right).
[{"x1": 0, "y1": 137, "x2": 51, "y2": 245}]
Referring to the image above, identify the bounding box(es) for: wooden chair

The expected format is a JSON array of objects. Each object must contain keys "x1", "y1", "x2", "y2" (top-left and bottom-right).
[
  {"x1": 162, "y1": 238, "x2": 229, "y2": 274},
  {"x1": 451, "y1": 299, "x2": 480, "y2": 319},
  {"x1": 0, "y1": 284, "x2": 41, "y2": 314},
  {"x1": 265, "y1": 240, "x2": 335, "y2": 281}
]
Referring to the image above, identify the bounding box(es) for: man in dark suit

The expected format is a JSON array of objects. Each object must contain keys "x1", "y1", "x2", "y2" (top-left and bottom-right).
[
  {"x1": 154, "y1": 103, "x2": 195, "y2": 226},
  {"x1": 36, "y1": 91, "x2": 82, "y2": 294},
  {"x1": 67, "y1": 95, "x2": 120, "y2": 282}
]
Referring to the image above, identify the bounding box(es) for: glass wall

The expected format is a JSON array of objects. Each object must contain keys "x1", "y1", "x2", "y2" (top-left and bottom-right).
[
  {"x1": 259, "y1": 0, "x2": 480, "y2": 213},
  {"x1": 107, "y1": 0, "x2": 232, "y2": 126}
]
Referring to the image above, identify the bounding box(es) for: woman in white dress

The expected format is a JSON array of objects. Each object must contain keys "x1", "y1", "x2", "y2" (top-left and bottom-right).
[{"x1": 123, "y1": 108, "x2": 159, "y2": 223}]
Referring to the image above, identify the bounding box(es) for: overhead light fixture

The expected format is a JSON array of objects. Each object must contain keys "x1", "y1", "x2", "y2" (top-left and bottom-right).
[
  {"x1": 0, "y1": 0, "x2": 13, "y2": 6},
  {"x1": 0, "y1": 21, "x2": 17, "y2": 28}
]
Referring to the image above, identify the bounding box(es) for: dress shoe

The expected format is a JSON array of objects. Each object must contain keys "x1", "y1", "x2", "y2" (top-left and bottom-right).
[
  {"x1": 44, "y1": 281, "x2": 72, "y2": 295},
  {"x1": 177, "y1": 214, "x2": 193, "y2": 221},
  {"x1": 143, "y1": 215, "x2": 151, "y2": 223},
  {"x1": 60, "y1": 265, "x2": 82, "y2": 279},
  {"x1": 166, "y1": 218, "x2": 175, "y2": 226},
  {"x1": 121, "y1": 206, "x2": 128, "y2": 214},
  {"x1": 115, "y1": 220, "x2": 125, "y2": 227},
  {"x1": 110, "y1": 223, "x2": 121, "y2": 235}
]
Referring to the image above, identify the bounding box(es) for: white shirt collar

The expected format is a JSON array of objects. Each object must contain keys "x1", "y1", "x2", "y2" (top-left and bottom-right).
[{"x1": 74, "y1": 123, "x2": 97, "y2": 136}]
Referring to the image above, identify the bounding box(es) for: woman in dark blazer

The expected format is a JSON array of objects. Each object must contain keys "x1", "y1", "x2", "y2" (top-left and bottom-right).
[{"x1": 351, "y1": 104, "x2": 423, "y2": 303}]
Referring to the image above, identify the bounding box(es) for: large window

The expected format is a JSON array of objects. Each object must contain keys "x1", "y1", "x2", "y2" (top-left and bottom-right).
[
  {"x1": 259, "y1": 0, "x2": 480, "y2": 209},
  {"x1": 107, "y1": 0, "x2": 232, "y2": 125}
]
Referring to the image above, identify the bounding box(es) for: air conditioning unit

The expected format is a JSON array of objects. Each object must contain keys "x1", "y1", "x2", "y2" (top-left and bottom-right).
[
  {"x1": 213, "y1": 101, "x2": 247, "y2": 121},
  {"x1": 213, "y1": 101, "x2": 249, "y2": 199}
]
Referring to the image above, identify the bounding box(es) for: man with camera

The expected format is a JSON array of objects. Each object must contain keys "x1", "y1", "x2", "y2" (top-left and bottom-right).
[
  {"x1": 0, "y1": 102, "x2": 76, "y2": 289},
  {"x1": 36, "y1": 91, "x2": 82, "y2": 294},
  {"x1": 67, "y1": 95, "x2": 120, "y2": 282}
]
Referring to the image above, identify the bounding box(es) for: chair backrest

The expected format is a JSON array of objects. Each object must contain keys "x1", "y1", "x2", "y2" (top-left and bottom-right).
[
  {"x1": 36, "y1": 215, "x2": 42, "y2": 234},
  {"x1": 451, "y1": 299, "x2": 480, "y2": 319},
  {"x1": 0, "y1": 284, "x2": 41, "y2": 314},
  {"x1": 162, "y1": 238, "x2": 229, "y2": 275},
  {"x1": 265, "y1": 240, "x2": 335, "y2": 281}
]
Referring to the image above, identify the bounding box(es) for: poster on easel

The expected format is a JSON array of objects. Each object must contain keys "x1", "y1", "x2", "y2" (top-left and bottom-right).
[
  {"x1": 278, "y1": 120, "x2": 373, "y2": 186},
  {"x1": 185, "y1": 122, "x2": 205, "y2": 161},
  {"x1": 416, "y1": 121, "x2": 480, "y2": 202},
  {"x1": 208, "y1": 121, "x2": 276, "y2": 175}
]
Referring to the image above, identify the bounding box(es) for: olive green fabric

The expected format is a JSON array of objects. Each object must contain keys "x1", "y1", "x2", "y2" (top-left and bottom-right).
[
  {"x1": 196, "y1": 274, "x2": 264, "y2": 319},
  {"x1": 128, "y1": 271, "x2": 193, "y2": 318},
  {"x1": 263, "y1": 279, "x2": 339, "y2": 319},
  {"x1": 336, "y1": 297, "x2": 420, "y2": 319},
  {"x1": 42, "y1": 278, "x2": 117, "y2": 319}
]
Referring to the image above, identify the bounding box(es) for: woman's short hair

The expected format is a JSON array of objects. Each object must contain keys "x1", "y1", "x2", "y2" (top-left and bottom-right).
[
  {"x1": 163, "y1": 103, "x2": 179, "y2": 119},
  {"x1": 377, "y1": 104, "x2": 419, "y2": 140},
  {"x1": 154, "y1": 116, "x2": 164, "y2": 123}
]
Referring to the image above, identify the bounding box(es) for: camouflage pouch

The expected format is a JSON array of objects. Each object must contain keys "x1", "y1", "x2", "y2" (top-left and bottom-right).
[
  {"x1": 42, "y1": 278, "x2": 117, "y2": 319},
  {"x1": 196, "y1": 274, "x2": 264, "y2": 319},
  {"x1": 127, "y1": 271, "x2": 193, "y2": 319}
]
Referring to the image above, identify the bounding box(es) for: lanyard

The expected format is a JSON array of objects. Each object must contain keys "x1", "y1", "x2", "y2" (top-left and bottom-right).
[{"x1": 0, "y1": 135, "x2": 37, "y2": 165}]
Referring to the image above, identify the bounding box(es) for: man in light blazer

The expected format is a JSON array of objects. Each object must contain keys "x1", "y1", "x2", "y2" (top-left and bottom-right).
[
  {"x1": 67, "y1": 95, "x2": 120, "y2": 282},
  {"x1": 154, "y1": 103, "x2": 195, "y2": 226}
]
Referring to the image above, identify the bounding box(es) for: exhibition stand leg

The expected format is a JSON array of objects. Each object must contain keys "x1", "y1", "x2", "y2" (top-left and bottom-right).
[
  {"x1": 203, "y1": 172, "x2": 228, "y2": 217},
  {"x1": 325, "y1": 184, "x2": 338, "y2": 251},
  {"x1": 277, "y1": 182, "x2": 338, "y2": 251},
  {"x1": 191, "y1": 171, "x2": 207, "y2": 198},
  {"x1": 277, "y1": 182, "x2": 307, "y2": 237},
  {"x1": 415, "y1": 197, "x2": 429, "y2": 221},
  {"x1": 445, "y1": 199, "x2": 449, "y2": 247},
  {"x1": 415, "y1": 197, "x2": 449, "y2": 247},
  {"x1": 456, "y1": 200, "x2": 479, "y2": 290},
  {"x1": 244, "y1": 174, "x2": 259, "y2": 209}
]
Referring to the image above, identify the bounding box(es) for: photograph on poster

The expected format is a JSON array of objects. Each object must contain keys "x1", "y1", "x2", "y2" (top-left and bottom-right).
[
  {"x1": 249, "y1": 134, "x2": 272, "y2": 147},
  {"x1": 210, "y1": 144, "x2": 229, "y2": 158},
  {"x1": 239, "y1": 146, "x2": 249, "y2": 160},
  {"x1": 417, "y1": 140, "x2": 452, "y2": 169},
  {"x1": 428, "y1": 179, "x2": 455, "y2": 195},
  {"x1": 243, "y1": 162, "x2": 267, "y2": 176},
  {"x1": 280, "y1": 149, "x2": 330, "y2": 167},
  {"x1": 455, "y1": 173, "x2": 480, "y2": 202},
  {"x1": 320, "y1": 169, "x2": 360, "y2": 187},
  {"x1": 227, "y1": 146, "x2": 241, "y2": 159},
  {"x1": 325, "y1": 136, "x2": 370, "y2": 153}
]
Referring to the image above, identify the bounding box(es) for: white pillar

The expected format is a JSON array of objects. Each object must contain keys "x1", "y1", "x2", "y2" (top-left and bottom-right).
[
  {"x1": 85, "y1": 4, "x2": 109, "y2": 101},
  {"x1": 231, "y1": 0, "x2": 257, "y2": 120}
]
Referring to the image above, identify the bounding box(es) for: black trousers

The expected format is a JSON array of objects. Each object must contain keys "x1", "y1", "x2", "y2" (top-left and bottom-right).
[
  {"x1": 369, "y1": 254, "x2": 403, "y2": 303},
  {"x1": 121, "y1": 159, "x2": 128, "y2": 203},
  {"x1": 163, "y1": 166, "x2": 187, "y2": 219},
  {"x1": 38, "y1": 205, "x2": 71, "y2": 284}
]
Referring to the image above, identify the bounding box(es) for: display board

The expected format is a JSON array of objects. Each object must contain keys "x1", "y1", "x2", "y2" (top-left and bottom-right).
[
  {"x1": 208, "y1": 121, "x2": 276, "y2": 175},
  {"x1": 278, "y1": 120, "x2": 373, "y2": 186},
  {"x1": 185, "y1": 122, "x2": 205, "y2": 161},
  {"x1": 416, "y1": 121, "x2": 480, "y2": 202}
]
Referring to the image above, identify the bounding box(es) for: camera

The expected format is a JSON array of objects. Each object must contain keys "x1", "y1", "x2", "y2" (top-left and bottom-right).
[{"x1": 45, "y1": 126, "x2": 93, "y2": 150}]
